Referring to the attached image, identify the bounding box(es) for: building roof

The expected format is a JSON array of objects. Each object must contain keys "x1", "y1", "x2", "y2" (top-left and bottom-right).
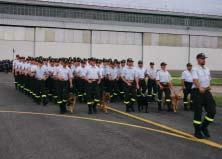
[{"x1": 37, "y1": 0, "x2": 222, "y2": 17}]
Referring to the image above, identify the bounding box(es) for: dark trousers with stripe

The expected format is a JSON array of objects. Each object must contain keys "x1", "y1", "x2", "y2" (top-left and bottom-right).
[
  {"x1": 192, "y1": 89, "x2": 216, "y2": 127},
  {"x1": 157, "y1": 83, "x2": 172, "y2": 111},
  {"x1": 147, "y1": 79, "x2": 157, "y2": 98},
  {"x1": 183, "y1": 82, "x2": 193, "y2": 110},
  {"x1": 57, "y1": 80, "x2": 69, "y2": 113},
  {"x1": 35, "y1": 79, "x2": 47, "y2": 105}
]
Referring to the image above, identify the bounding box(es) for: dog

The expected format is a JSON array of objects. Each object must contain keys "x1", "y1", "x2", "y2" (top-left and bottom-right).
[
  {"x1": 66, "y1": 93, "x2": 76, "y2": 113},
  {"x1": 171, "y1": 89, "x2": 183, "y2": 112},
  {"x1": 98, "y1": 92, "x2": 110, "y2": 113}
]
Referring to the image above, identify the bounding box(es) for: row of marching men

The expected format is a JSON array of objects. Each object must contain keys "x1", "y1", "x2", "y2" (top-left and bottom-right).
[{"x1": 12, "y1": 55, "x2": 193, "y2": 114}]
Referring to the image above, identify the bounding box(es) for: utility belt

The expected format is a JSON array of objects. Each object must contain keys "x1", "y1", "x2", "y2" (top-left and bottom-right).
[
  {"x1": 88, "y1": 79, "x2": 99, "y2": 83},
  {"x1": 160, "y1": 82, "x2": 170, "y2": 88},
  {"x1": 192, "y1": 87, "x2": 211, "y2": 92}
]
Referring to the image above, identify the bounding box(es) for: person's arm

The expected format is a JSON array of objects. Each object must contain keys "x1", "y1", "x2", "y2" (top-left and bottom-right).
[{"x1": 192, "y1": 70, "x2": 205, "y2": 93}]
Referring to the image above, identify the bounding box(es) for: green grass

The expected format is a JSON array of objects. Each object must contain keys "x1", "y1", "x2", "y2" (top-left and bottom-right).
[
  {"x1": 214, "y1": 95, "x2": 222, "y2": 107},
  {"x1": 172, "y1": 78, "x2": 222, "y2": 86}
]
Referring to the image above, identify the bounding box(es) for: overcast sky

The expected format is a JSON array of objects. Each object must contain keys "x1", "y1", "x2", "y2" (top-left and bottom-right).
[{"x1": 38, "y1": 0, "x2": 222, "y2": 16}]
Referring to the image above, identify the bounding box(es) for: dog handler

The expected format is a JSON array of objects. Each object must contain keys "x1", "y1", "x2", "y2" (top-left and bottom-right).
[{"x1": 192, "y1": 53, "x2": 216, "y2": 139}]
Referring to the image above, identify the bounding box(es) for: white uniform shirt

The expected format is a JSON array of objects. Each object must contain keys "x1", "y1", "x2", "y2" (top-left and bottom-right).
[
  {"x1": 156, "y1": 70, "x2": 172, "y2": 83},
  {"x1": 136, "y1": 67, "x2": 147, "y2": 79},
  {"x1": 147, "y1": 68, "x2": 157, "y2": 79},
  {"x1": 122, "y1": 66, "x2": 137, "y2": 81},
  {"x1": 85, "y1": 65, "x2": 101, "y2": 80},
  {"x1": 192, "y1": 65, "x2": 211, "y2": 88},
  {"x1": 35, "y1": 66, "x2": 47, "y2": 80},
  {"x1": 79, "y1": 67, "x2": 87, "y2": 78},
  {"x1": 181, "y1": 70, "x2": 193, "y2": 82},
  {"x1": 102, "y1": 65, "x2": 110, "y2": 77},
  {"x1": 109, "y1": 67, "x2": 119, "y2": 80},
  {"x1": 56, "y1": 67, "x2": 70, "y2": 81}
]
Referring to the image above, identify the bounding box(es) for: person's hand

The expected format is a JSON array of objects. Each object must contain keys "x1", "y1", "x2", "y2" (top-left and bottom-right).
[
  {"x1": 70, "y1": 84, "x2": 73, "y2": 88},
  {"x1": 97, "y1": 80, "x2": 101, "y2": 84},
  {"x1": 88, "y1": 80, "x2": 92, "y2": 83},
  {"x1": 159, "y1": 85, "x2": 163, "y2": 90},
  {"x1": 199, "y1": 87, "x2": 205, "y2": 93},
  {"x1": 127, "y1": 82, "x2": 132, "y2": 86},
  {"x1": 136, "y1": 84, "x2": 139, "y2": 89}
]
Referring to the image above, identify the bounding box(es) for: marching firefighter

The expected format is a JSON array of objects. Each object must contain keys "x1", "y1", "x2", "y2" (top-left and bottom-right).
[
  {"x1": 156, "y1": 62, "x2": 173, "y2": 112},
  {"x1": 34, "y1": 60, "x2": 48, "y2": 105},
  {"x1": 147, "y1": 62, "x2": 158, "y2": 101},
  {"x1": 121, "y1": 58, "x2": 139, "y2": 112},
  {"x1": 84, "y1": 58, "x2": 101, "y2": 114},
  {"x1": 191, "y1": 53, "x2": 216, "y2": 139},
  {"x1": 136, "y1": 60, "x2": 148, "y2": 112},
  {"x1": 54, "y1": 60, "x2": 73, "y2": 114},
  {"x1": 181, "y1": 63, "x2": 193, "y2": 111}
]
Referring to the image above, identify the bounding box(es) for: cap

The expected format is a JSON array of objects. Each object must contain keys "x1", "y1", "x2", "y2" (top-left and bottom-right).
[
  {"x1": 196, "y1": 53, "x2": 208, "y2": 59},
  {"x1": 160, "y1": 62, "x2": 167, "y2": 66},
  {"x1": 138, "y1": 60, "x2": 143, "y2": 64},
  {"x1": 121, "y1": 60, "x2": 126, "y2": 63},
  {"x1": 150, "y1": 62, "x2": 155, "y2": 65},
  {"x1": 127, "y1": 58, "x2": 134, "y2": 62},
  {"x1": 187, "y1": 63, "x2": 192, "y2": 67}
]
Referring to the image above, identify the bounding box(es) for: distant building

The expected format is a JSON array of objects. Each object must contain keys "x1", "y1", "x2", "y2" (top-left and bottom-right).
[{"x1": 0, "y1": 0, "x2": 222, "y2": 71}]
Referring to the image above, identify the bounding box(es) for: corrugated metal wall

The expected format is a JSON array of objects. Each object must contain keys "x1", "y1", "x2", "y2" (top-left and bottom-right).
[{"x1": 0, "y1": 25, "x2": 222, "y2": 70}]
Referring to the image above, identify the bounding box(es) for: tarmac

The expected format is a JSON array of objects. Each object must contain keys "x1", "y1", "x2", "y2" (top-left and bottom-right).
[{"x1": 0, "y1": 72, "x2": 221, "y2": 159}]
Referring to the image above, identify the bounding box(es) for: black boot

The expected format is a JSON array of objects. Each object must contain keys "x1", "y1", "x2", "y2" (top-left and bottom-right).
[
  {"x1": 201, "y1": 119, "x2": 211, "y2": 138},
  {"x1": 194, "y1": 125, "x2": 205, "y2": 139},
  {"x1": 59, "y1": 102, "x2": 64, "y2": 114},
  {"x1": 92, "y1": 103, "x2": 98, "y2": 114},
  {"x1": 42, "y1": 97, "x2": 48, "y2": 106},
  {"x1": 145, "y1": 103, "x2": 149, "y2": 113},
  {"x1": 158, "y1": 103, "x2": 162, "y2": 111},
  {"x1": 88, "y1": 105, "x2": 93, "y2": 114},
  {"x1": 126, "y1": 104, "x2": 130, "y2": 112}
]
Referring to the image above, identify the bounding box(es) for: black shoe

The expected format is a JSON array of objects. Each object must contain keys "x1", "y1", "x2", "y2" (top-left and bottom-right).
[
  {"x1": 126, "y1": 105, "x2": 130, "y2": 112},
  {"x1": 93, "y1": 105, "x2": 97, "y2": 114},
  {"x1": 88, "y1": 105, "x2": 93, "y2": 114},
  {"x1": 194, "y1": 125, "x2": 205, "y2": 139},
  {"x1": 194, "y1": 132, "x2": 205, "y2": 139},
  {"x1": 131, "y1": 105, "x2": 135, "y2": 112},
  {"x1": 145, "y1": 104, "x2": 149, "y2": 113},
  {"x1": 201, "y1": 126, "x2": 210, "y2": 138}
]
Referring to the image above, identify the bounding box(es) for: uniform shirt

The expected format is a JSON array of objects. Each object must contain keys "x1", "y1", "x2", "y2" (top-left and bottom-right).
[
  {"x1": 102, "y1": 65, "x2": 110, "y2": 77},
  {"x1": 30, "y1": 64, "x2": 38, "y2": 73},
  {"x1": 147, "y1": 68, "x2": 157, "y2": 79},
  {"x1": 192, "y1": 65, "x2": 211, "y2": 88},
  {"x1": 79, "y1": 67, "x2": 87, "y2": 78},
  {"x1": 181, "y1": 70, "x2": 193, "y2": 83},
  {"x1": 136, "y1": 67, "x2": 147, "y2": 79},
  {"x1": 109, "y1": 67, "x2": 119, "y2": 80},
  {"x1": 122, "y1": 66, "x2": 137, "y2": 81},
  {"x1": 85, "y1": 65, "x2": 101, "y2": 80},
  {"x1": 56, "y1": 67, "x2": 71, "y2": 81},
  {"x1": 156, "y1": 69, "x2": 172, "y2": 83},
  {"x1": 118, "y1": 66, "x2": 125, "y2": 77},
  {"x1": 35, "y1": 66, "x2": 47, "y2": 80}
]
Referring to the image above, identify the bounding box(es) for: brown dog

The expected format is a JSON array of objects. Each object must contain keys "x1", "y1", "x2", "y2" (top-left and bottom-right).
[
  {"x1": 66, "y1": 93, "x2": 76, "y2": 113},
  {"x1": 171, "y1": 89, "x2": 183, "y2": 112},
  {"x1": 98, "y1": 92, "x2": 110, "y2": 113}
]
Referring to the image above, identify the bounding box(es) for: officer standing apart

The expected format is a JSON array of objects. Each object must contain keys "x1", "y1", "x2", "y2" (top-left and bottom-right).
[
  {"x1": 181, "y1": 63, "x2": 193, "y2": 111},
  {"x1": 156, "y1": 62, "x2": 173, "y2": 112},
  {"x1": 192, "y1": 53, "x2": 216, "y2": 139}
]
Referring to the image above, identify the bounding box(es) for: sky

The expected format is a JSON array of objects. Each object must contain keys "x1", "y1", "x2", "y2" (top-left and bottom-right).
[{"x1": 37, "y1": 0, "x2": 222, "y2": 16}]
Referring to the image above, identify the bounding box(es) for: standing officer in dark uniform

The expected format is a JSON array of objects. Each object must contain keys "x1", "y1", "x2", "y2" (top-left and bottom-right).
[
  {"x1": 156, "y1": 62, "x2": 173, "y2": 112},
  {"x1": 192, "y1": 53, "x2": 216, "y2": 139},
  {"x1": 121, "y1": 58, "x2": 139, "y2": 112},
  {"x1": 147, "y1": 62, "x2": 158, "y2": 101},
  {"x1": 181, "y1": 63, "x2": 193, "y2": 111},
  {"x1": 84, "y1": 58, "x2": 101, "y2": 114}
]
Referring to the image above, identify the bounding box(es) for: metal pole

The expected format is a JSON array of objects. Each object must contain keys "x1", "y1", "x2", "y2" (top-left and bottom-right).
[
  {"x1": 142, "y1": 32, "x2": 144, "y2": 62},
  {"x1": 34, "y1": 27, "x2": 36, "y2": 57},
  {"x1": 188, "y1": 34, "x2": 191, "y2": 63},
  {"x1": 90, "y1": 30, "x2": 92, "y2": 57}
]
